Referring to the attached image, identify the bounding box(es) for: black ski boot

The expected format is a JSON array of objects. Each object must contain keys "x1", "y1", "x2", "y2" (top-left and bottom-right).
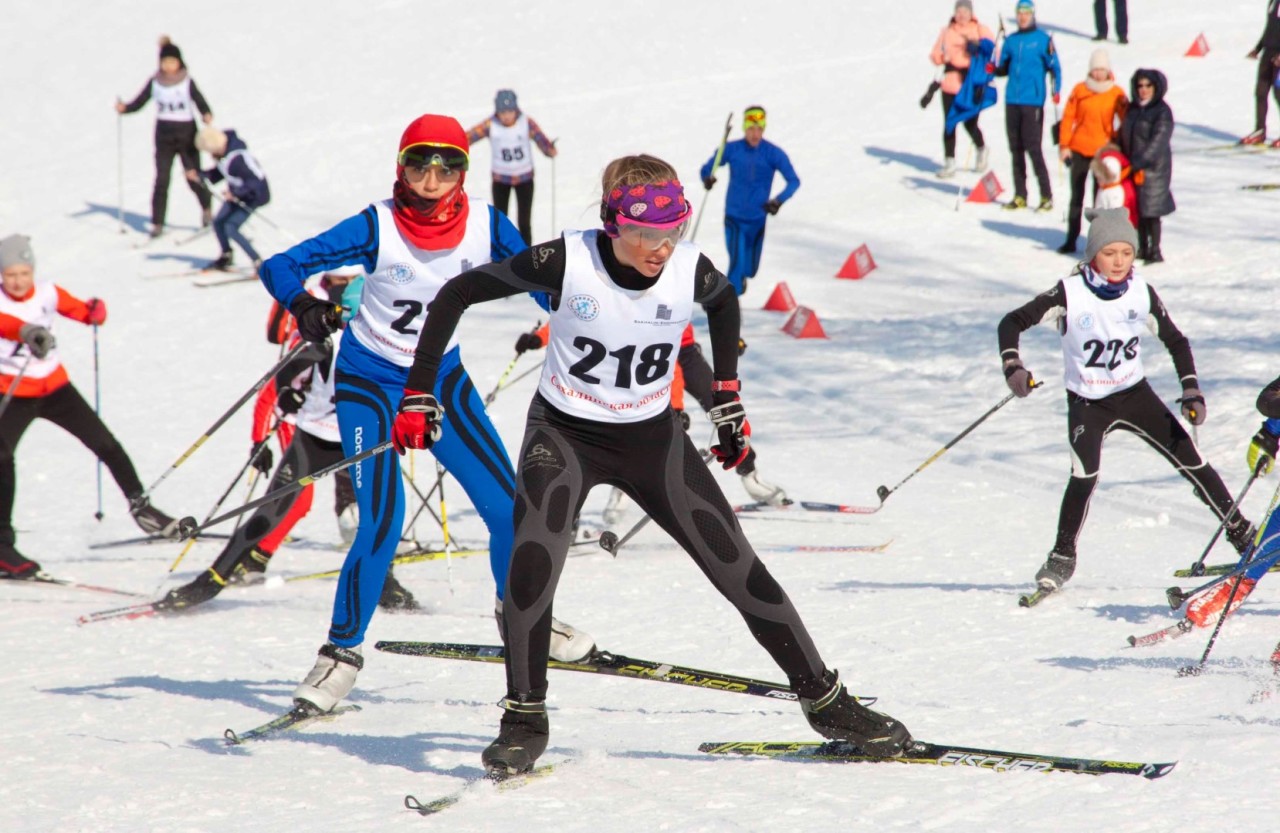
[
  {"x1": 205, "y1": 251, "x2": 234, "y2": 271},
  {"x1": 1225, "y1": 516, "x2": 1258, "y2": 556},
  {"x1": 481, "y1": 696, "x2": 549, "y2": 778},
  {"x1": 1035, "y1": 548, "x2": 1076, "y2": 590},
  {"x1": 129, "y1": 495, "x2": 181, "y2": 539},
  {"x1": 379, "y1": 567, "x2": 419, "y2": 611},
  {"x1": 797, "y1": 670, "x2": 912, "y2": 756},
  {"x1": 229, "y1": 548, "x2": 272, "y2": 586},
  {"x1": 158, "y1": 569, "x2": 224, "y2": 610},
  {"x1": 0, "y1": 542, "x2": 43, "y2": 579}
]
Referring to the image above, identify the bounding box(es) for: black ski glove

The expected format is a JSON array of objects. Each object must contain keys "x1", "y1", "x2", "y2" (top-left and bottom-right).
[
  {"x1": 709, "y1": 388, "x2": 751, "y2": 470},
  {"x1": 250, "y1": 443, "x2": 273, "y2": 477},
  {"x1": 1180, "y1": 386, "x2": 1206, "y2": 426},
  {"x1": 764, "y1": 199, "x2": 782, "y2": 215},
  {"x1": 18, "y1": 323, "x2": 55, "y2": 359},
  {"x1": 289, "y1": 294, "x2": 341, "y2": 343},
  {"x1": 514, "y1": 331, "x2": 544, "y2": 355},
  {"x1": 277, "y1": 386, "x2": 306, "y2": 415},
  {"x1": 1003, "y1": 358, "x2": 1034, "y2": 398},
  {"x1": 702, "y1": 176, "x2": 716, "y2": 191}
]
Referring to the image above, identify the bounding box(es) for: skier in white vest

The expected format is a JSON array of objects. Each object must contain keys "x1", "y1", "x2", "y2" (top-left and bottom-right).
[
  {"x1": 997, "y1": 209, "x2": 1255, "y2": 593},
  {"x1": 467, "y1": 89, "x2": 558, "y2": 244}
]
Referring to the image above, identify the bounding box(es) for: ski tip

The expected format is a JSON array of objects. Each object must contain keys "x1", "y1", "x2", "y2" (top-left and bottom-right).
[{"x1": 1143, "y1": 761, "x2": 1178, "y2": 779}]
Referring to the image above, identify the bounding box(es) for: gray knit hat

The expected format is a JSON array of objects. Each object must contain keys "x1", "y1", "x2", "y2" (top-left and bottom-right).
[
  {"x1": 954, "y1": 0, "x2": 974, "y2": 12},
  {"x1": 1084, "y1": 208, "x2": 1138, "y2": 262},
  {"x1": 0, "y1": 234, "x2": 34, "y2": 271}
]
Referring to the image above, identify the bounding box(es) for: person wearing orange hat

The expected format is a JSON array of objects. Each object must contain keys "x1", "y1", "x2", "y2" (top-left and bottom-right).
[{"x1": 257, "y1": 114, "x2": 594, "y2": 718}]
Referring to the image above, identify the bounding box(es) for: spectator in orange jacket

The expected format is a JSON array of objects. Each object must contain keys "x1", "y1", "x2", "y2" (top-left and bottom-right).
[
  {"x1": 929, "y1": 0, "x2": 996, "y2": 178},
  {"x1": 1057, "y1": 49, "x2": 1128, "y2": 254}
]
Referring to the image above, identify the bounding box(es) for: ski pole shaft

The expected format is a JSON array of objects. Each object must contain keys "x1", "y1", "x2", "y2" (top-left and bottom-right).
[
  {"x1": 1184, "y1": 462, "x2": 1264, "y2": 577},
  {"x1": 490, "y1": 362, "x2": 543, "y2": 403},
  {"x1": 1182, "y1": 566, "x2": 1253, "y2": 677},
  {"x1": 876, "y1": 383, "x2": 1038, "y2": 505},
  {"x1": 550, "y1": 139, "x2": 557, "y2": 239},
  {"x1": 144, "y1": 341, "x2": 310, "y2": 497},
  {"x1": 438, "y1": 461, "x2": 456, "y2": 593},
  {"x1": 0, "y1": 355, "x2": 34, "y2": 422},
  {"x1": 1169, "y1": 479, "x2": 1280, "y2": 607},
  {"x1": 690, "y1": 112, "x2": 734, "y2": 242},
  {"x1": 178, "y1": 440, "x2": 396, "y2": 539},
  {"x1": 93, "y1": 325, "x2": 104, "y2": 520},
  {"x1": 484, "y1": 353, "x2": 522, "y2": 406}
]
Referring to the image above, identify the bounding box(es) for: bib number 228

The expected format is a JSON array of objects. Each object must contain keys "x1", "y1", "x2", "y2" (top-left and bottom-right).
[
  {"x1": 1082, "y1": 337, "x2": 1138, "y2": 371},
  {"x1": 568, "y1": 336, "x2": 672, "y2": 388}
]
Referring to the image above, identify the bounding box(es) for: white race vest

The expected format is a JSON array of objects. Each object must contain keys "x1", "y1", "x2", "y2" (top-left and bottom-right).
[
  {"x1": 0, "y1": 284, "x2": 63, "y2": 382},
  {"x1": 348, "y1": 200, "x2": 493, "y2": 366},
  {"x1": 1060, "y1": 273, "x2": 1151, "y2": 399},
  {"x1": 540, "y1": 230, "x2": 695, "y2": 422},
  {"x1": 489, "y1": 115, "x2": 534, "y2": 178},
  {"x1": 217, "y1": 148, "x2": 266, "y2": 193},
  {"x1": 152, "y1": 77, "x2": 197, "y2": 123},
  {"x1": 294, "y1": 330, "x2": 342, "y2": 443}
]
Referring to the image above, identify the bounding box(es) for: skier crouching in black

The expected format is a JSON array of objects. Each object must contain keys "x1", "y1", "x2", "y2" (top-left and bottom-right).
[
  {"x1": 998, "y1": 208, "x2": 1254, "y2": 593},
  {"x1": 395, "y1": 154, "x2": 912, "y2": 776}
]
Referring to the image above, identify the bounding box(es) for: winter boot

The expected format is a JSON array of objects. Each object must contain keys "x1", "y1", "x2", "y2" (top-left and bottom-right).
[
  {"x1": 1186, "y1": 577, "x2": 1257, "y2": 627},
  {"x1": 797, "y1": 670, "x2": 912, "y2": 756},
  {"x1": 336, "y1": 504, "x2": 359, "y2": 545},
  {"x1": 1055, "y1": 238, "x2": 1078, "y2": 255},
  {"x1": 1241, "y1": 129, "x2": 1266, "y2": 146},
  {"x1": 1002, "y1": 196, "x2": 1028, "y2": 211},
  {"x1": 494, "y1": 596, "x2": 597, "y2": 663},
  {"x1": 205, "y1": 252, "x2": 234, "y2": 272},
  {"x1": 482, "y1": 696, "x2": 549, "y2": 777},
  {"x1": 158, "y1": 569, "x2": 225, "y2": 610},
  {"x1": 293, "y1": 643, "x2": 363, "y2": 714},
  {"x1": 1225, "y1": 515, "x2": 1258, "y2": 556},
  {"x1": 974, "y1": 145, "x2": 990, "y2": 173},
  {"x1": 1036, "y1": 196, "x2": 1054, "y2": 212},
  {"x1": 1143, "y1": 219, "x2": 1164, "y2": 264},
  {"x1": 740, "y1": 468, "x2": 789, "y2": 506},
  {"x1": 148, "y1": 224, "x2": 164, "y2": 239},
  {"x1": 935, "y1": 157, "x2": 957, "y2": 179},
  {"x1": 229, "y1": 548, "x2": 272, "y2": 586},
  {"x1": 1035, "y1": 549, "x2": 1077, "y2": 590},
  {"x1": 129, "y1": 495, "x2": 181, "y2": 539},
  {"x1": 379, "y1": 567, "x2": 419, "y2": 612},
  {"x1": 0, "y1": 543, "x2": 42, "y2": 579}
]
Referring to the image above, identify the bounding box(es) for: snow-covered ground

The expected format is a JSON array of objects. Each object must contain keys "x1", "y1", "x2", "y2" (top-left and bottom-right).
[{"x1": 5, "y1": 1, "x2": 1280, "y2": 830}]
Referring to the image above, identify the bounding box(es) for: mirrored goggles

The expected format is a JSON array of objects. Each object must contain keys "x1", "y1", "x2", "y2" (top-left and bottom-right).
[
  {"x1": 615, "y1": 212, "x2": 691, "y2": 250},
  {"x1": 397, "y1": 143, "x2": 469, "y2": 175}
]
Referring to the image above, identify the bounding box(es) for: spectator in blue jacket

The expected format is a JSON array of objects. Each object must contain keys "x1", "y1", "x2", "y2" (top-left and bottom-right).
[
  {"x1": 994, "y1": 0, "x2": 1062, "y2": 211},
  {"x1": 699, "y1": 107, "x2": 799, "y2": 295},
  {"x1": 190, "y1": 126, "x2": 271, "y2": 272}
]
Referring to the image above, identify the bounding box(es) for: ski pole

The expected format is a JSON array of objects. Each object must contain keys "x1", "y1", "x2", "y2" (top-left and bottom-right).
[
  {"x1": 400, "y1": 465, "x2": 445, "y2": 541},
  {"x1": 1179, "y1": 563, "x2": 1255, "y2": 677},
  {"x1": 690, "y1": 112, "x2": 734, "y2": 242},
  {"x1": 550, "y1": 139, "x2": 558, "y2": 239},
  {"x1": 142, "y1": 341, "x2": 310, "y2": 499},
  {"x1": 93, "y1": 324, "x2": 104, "y2": 521},
  {"x1": 176, "y1": 439, "x2": 395, "y2": 539},
  {"x1": 1181, "y1": 460, "x2": 1265, "y2": 578},
  {"x1": 161, "y1": 426, "x2": 278, "y2": 579},
  {"x1": 486, "y1": 361, "x2": 544, "y2": 407},
  {"x1": 116, "y1": 108, "x2": 125, "y2": 235},
  {"x1": 876, "y1": 382, "x2": 1040, "y2": 506},
  {"x1": 437, "y1": 461, "x2": 457, "y2": 594},
  {"x1": 1168, "y1": 479, "x2": 1280, "y2": 608},
  {"x1": 0, "y1": 355, "x2": 34, "y2": 422},
  {"x1": 484, "y1": 354, "x2": 522, "y2": 407}
]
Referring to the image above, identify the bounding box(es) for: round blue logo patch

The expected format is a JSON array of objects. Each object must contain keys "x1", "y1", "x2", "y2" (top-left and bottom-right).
[
  {"x1": 1076, "y1": 312, "x2": 1095, "y2": 331},
  {"x1": 568, "y1": 294, "x2": 600, "y2": 321},
  {"x1": 388, "y1": 263, "x2": 415, "y2": 285}
]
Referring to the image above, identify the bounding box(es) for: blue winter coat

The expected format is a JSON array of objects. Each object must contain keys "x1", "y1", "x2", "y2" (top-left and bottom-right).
[
  {"x1": 994, "y1": 25, "x2": 1062, "y2": 107},
  {"x1": 700, "y1": 138, "x2": 800, "y2": 222}
]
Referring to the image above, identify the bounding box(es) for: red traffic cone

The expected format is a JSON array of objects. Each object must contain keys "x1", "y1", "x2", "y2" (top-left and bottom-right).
[
  {"x1": 836, "y1": 244, "x2": 877, "y2": 280},
  {"x1": 1185, "y1": 33, "x2": 1210, "y2": 57},
  {"x1": 965, "y1": 170, "x2": 1005, "y2": 204},
  {"x1": 762, "y1": 281, "x2": 797, "y2": 312},
  {"x1": 781, "y1": 306, "x2": 827, "y2": 339}
]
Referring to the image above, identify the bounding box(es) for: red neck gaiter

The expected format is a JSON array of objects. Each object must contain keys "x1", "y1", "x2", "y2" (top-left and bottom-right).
[{"x1": 391, "y1": 177, "x2": 469, "y2": 251}]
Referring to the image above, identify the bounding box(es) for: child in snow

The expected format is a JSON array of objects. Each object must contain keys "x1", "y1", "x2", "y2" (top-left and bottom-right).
[
  {"x1": 0, "y1": 235, "x2": 181, "y2": 579},
  {"x1": 1057, "y1": 49, "x2": 1128, "y2": 254},
  {"x1": 466, "y1": 90, "x2": 558, "y2": 245},
  {"x1": 399, "y1": 153, "x2": 912, "y2": 776},
  {"x1": 1089, "y1": 143, "x2": 1136, "y2": 225},
  {"x1": 189, "y1": 126, "x2": 271, "y2": 273},
  {"x1": 115, "y1": 36, "x2": 214, "y2": 238},
  {"x1": 929, "y1": 0, "x2": 995, "y2": 178},
  {"x1": 997, "y1": 210, "x2": 1255, "y2": 594}
]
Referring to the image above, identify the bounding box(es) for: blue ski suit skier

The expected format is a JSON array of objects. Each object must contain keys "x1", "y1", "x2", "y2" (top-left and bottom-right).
[
  {"x1": 699, "y1": 107, "x2": 799, "y2": 295},
  {"x1": 994, "y1": 0, "x2": 1062, "y2": 208},
  {"x1": 257, "y1": 115, "x2": 593, "y2": 715}
]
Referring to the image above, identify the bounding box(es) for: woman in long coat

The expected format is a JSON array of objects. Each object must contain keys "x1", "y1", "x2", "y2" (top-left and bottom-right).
[{"x1": 1119, "y1": 68, "x2": 1175, "y2": 264}]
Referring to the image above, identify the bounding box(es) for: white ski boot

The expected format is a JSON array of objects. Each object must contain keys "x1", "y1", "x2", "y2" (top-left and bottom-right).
[
  {"x1": 495, "y1": 597, "x2": 597, "y2": 663},
  {"x1": 935, "y1": 157, "x2": 957, "y2": 179},
  {"x1": 293, "y1": 643, "x2": 363, "y2": 713},
  {"x1": 740, "y1": 468, "x2": 789, "y2": 506},
  {"x1": 337, "y1": 504, "x2": 359, "y2": 544},
  {"x1": 602, "y1": 487, "x2": 629, "y2": 526}
]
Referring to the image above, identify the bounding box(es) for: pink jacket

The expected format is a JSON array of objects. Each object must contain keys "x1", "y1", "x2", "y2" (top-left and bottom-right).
[{"x1": 930, "y1": 17, "x2": 996, "y2": 94}]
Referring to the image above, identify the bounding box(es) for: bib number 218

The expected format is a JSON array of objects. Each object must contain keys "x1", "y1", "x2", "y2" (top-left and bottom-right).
[{"x1": 568, "y1": 336, "x2": 672, "y2": 388}]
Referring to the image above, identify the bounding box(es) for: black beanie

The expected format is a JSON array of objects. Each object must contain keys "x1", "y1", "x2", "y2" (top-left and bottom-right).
[{"x1": 158, "y1": 36, "x2": 184, "y2": 68}]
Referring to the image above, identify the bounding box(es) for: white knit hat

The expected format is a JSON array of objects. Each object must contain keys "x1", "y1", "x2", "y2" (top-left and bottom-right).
[{"x1": 1089, "y1": 49, "x2": 1111, "y2": 72}]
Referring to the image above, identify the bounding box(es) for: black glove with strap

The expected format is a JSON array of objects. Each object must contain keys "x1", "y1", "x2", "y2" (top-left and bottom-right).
[
  {"x1": 249, "y1": 442, "x2": 273, "y2": 477},
  {"x1": 1003, "y1": 358, "x2": 1034, "y2": 398},
  {"x1": 289, "y1": 294, "x2": 341, "y2": 343},
  {"x1": 1180, "y1": 386, "x2": 1206, "y2": 426},
  {"x1": 514, "y1": 331, "x2": 544, "y2": 355},
  {"x1": 18, "y1": 323, "x2": 55, "y2": 359},
  {"x1": 276, "y1": 386, "x2": 306, "y2": 415},
  {"x1": 709, "y1": 381, "x2": 751, "y2": 470}
]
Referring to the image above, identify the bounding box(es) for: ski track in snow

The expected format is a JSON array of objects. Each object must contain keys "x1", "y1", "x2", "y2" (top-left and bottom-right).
[{"x1": 5, "y1": 1, "x2": 1280, "y2": 830}]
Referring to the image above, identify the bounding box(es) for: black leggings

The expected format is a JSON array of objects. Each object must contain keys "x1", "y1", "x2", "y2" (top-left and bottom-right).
[
  {"x1": 1054, "y1": 381, "x2": 1239, "y2": 553},
  {"x1": 942, "y1": 91, "x2": 985, "y2": 158},
  {"x1": 0, "y1": 384, "x2": 143, "y2": 546},
  {"x1": 205, "y1": 431, "x2": 345, "y2": 578},
  {"x1": 1064, "y1": 152, "x2": 1096, "y2": 247},
  {"x1": 1255, "y1": 51, "x2": 1280, "y2": 133},
  {"x1": 152, "y1": 122, "x2": 211, "y2": 228},
  {"x1": 492, "y1": 179, "x2": 535, "y2": 245},
  {"x1": 499, "y1": 394, "x2": 826, "y2": 698}
]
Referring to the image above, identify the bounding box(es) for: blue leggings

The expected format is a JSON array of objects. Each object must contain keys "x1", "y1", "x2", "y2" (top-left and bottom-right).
[
  {"x1": 724, "y1": 216, "x2": 767, "y2": 295},
  {"x1": 329, "y1": 340, "x2": 516, "y2": 647}
]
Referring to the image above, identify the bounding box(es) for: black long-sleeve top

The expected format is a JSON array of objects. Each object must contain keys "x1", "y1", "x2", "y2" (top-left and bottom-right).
[
  {"x1": 406, "y1": 233, "x2": 739, "y2": 396},
  {"x1": 997, "y1": 278, "x2": 1198, "y2": 387},
  {"x1": 121, "y1": 73, "x2": 212, "y2": 119}
]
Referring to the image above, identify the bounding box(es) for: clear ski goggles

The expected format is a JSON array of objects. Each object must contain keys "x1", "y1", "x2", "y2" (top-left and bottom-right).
[
  {"x1": 398, "y1": 143, "x2": 469, "y2": 177},
  {"x1": 615, "y1": 212, "x2": 691, "y2": 250}
]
